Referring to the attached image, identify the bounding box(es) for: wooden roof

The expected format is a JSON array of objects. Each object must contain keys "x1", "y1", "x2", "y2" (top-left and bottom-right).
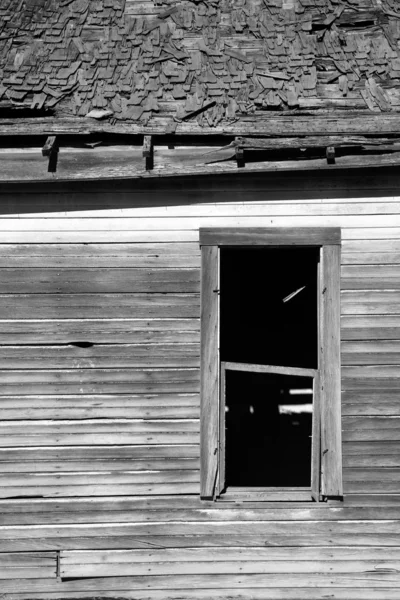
[{"x1": 2, "y1": 0, "x2": 400, "y2": 136}]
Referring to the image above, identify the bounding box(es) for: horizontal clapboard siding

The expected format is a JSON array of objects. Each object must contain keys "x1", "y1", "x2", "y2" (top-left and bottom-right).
[
  {"x1": 2, "y1": 180, "x2": 400, "y2": 599},
  {"x1": 0, "y1": 552, "x2": 57, "y2": 579},
  {"x1": 0, "y1": 238, "x2": 200, "y2": 503}
]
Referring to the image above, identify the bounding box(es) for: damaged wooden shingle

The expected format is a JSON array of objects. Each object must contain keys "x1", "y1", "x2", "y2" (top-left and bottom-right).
[{"x1": 2, "y1": 0, "x2": 400, "y2": 128}]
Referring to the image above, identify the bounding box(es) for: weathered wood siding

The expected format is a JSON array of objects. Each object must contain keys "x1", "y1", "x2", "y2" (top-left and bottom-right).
[{"x1": 0, "y1": 170, "x2": 400, "y2": 599}]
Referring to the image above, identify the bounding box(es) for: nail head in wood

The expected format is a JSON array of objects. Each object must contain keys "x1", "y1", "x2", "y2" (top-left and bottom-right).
[
  {"x1": 143, "y1": 135, "x2": 154, "y2": 170},
  {"x1": 326, "y1": 146, "x2": 335, "y2": 165}
]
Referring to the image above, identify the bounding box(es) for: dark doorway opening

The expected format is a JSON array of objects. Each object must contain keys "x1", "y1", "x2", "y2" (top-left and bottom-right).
[{"x1": 220, "y1": 247, "x2": 319, "y2": 489}]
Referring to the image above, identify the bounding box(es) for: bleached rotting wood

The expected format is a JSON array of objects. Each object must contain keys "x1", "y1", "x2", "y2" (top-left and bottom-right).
[{"x1": 200, "y1": 246, "x2": 219, "y2": 499}]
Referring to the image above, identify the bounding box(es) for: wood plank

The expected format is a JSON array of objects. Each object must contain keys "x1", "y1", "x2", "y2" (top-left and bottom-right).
[
  {"x1": 56, "y1": 547, "x2": 400, "y2": 564},
  {"x1": 344, "y1": 480, "x2": 400, "y2": 494},
  {"x1": 200, "y1": 228, "x2": 341, "y2": 246},
  {"x1": 1, "y1": 572, "x2": 400, "y2": 592},
  {"x1": 8, "y1": 506, "x2": 400, "y2": 526},
  {"x1": 343, "y1": 379, "x2": 400, "y2": 390},
  {"x1": 343, "y1": 417, "x2": 400, "y2": 441},
  {"x1": 0, "y1": 345, "x2": 200, "y2": 369},
  {"x1": 345, "y1": 495, "x2": 400, "y2": 507},
  {"x1": 0, "y1": 319, "x2": 200, "y2": 344},
  {"x1": 341, "y1": 316, "x2": 400, "y2": 340},
  {"x1": 342, "y1": 390, "x2": 400, "y2": 403},
  {"x1": 6, "y1": 149, "x2": 400, "y2": 181},
  {"x1": 342, "y1": 266, "x2": 400, "y2": 278},
  {"x1": 0, "y1": 394, "x2": 199, "y2": 420},
  {"x1": 343, "y1": 417, "x2": 400, "y2": 431},
  {"x1": 3, "y1": 533, "x2": 400, "y2": 552},
  {"x1": 3, "y1": 216, "x2": 391, "y2": 233},
  {"x1": 4, "y1": 588, "x2": 400, "y2": 600},
  {"x1": 320, "y1": 244, "x2": 342, "y2": 497},
  {"x1": 0, "y1": 551, "x2": 57, "y2": 579},
  {"x1": 345, "y1": 456, "x2": 400, "y2": 472},
  {"x1": 0, "y1": 470, "x2": 200, "y2": 488},
  {"x1": 0, "y1": 231, "x2": 198, "y2": 244},
  {"x1": 223, "y1": 362, "x2": 316, "y2": 377},
  {"x1": 0, "y1": 458, "x2": 200, "y2": 473},
  {"x1": 200, "y1": 245, "x2": 219, "y2": 499},
  {"x1": 342, "y1": 403, "x2": 400, "y2": 416},
  {"x1": 3, "y1": 113, "x2": 400, "y2": 137},
  {"x1": 343, "y1": 228, "x2": 400, "y2": 241},
  {"x1": 0, "y1": 295, "x2": 200, "y2": 320},
  {"x1": 0, "y1": 493, "x2": 345, "y2": 512},
  {"x1": 342, "y1": 291, "x2": 400, "y2": 315},
  {"x1": 0, "y1": 445, "x2": 199, "y2": 463},
  {"x1": 342, "y1": 341, "x2": 400, "y2": 365},
  {"x1": 0, "y1": 432, "x2": 199, "y2": 447},
  {"x1": 3, "y1": 521, "x2": 400, "y2": 540},
  {"x1": 0, "y1": 215, "x2": 387, "y2": 233},
  {"x1": 0, "y1": 419, "x2": 199, "y2": 435},
  {"x1": 7, "y1": 506, "x2": 400, "y2": 526},
  {"x1": 342, "y1": 279, "x2": 400, "y2": 290},
  {"x1": 344, "y1": 240, "x2": 400, "y2": 253},
  {"x1": 0, "y1": 482, "x2": 200, "y2": 499},
  {"x1": 59, "y1": 559, "x2": 400, "y2": 578},
  {"x1": 0, "y1": 243, "x2": 200, "y2": 259},
  {"x1": 0, "y1": 368, "x2": 200, "y2": 395},
  {"x1": 0, "y1": 269, "x2": 200, "y2": 294},
  {"x1": 8, "y1": 199, "x2": 400, "y2": 219},
  {"x1": 343, "y1": 366, "x2": 400, "y2": 378},
  {"x1": 342, "y1": 252, "x2": 400, "y2": 265},
  {"x1": 15, "y1": 201, "x2": 400, "y2": 220}
]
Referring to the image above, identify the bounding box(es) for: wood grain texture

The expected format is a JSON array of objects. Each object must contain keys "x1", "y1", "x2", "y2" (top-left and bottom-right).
[
  {"x1": 0, "y1": 368, "x2": 200, "y2": 395},
  {"x1": 59, "y1": 558, "x2": 400, "y2": 578},
  {"x1": 0, "y1": 552, "x2": 57, "y2": 580},
  {"x1": 0, "y1": 295, "x2": 200, "y2": 320},
  {"x1": 0, "y1": 319, "x2": 200, "y2": 344},
  {"x1": 0, "y1": 268, "x2": 200, "y2": 294},
  {"x1": 320, "y1": 244, "x2": 343, "y2": 497},
  {"x1": 0, "y1": 345, "x2": 200, "y2": 370},
  {"x1": 4, "y1": 588, "x2": 400, "y2": 600},
  {"x1": 1, "y1": 571, "x2": 400, "y2": 592},
  {"x1": 223, "y1": 362, "x2": 316, "y2": 377},
  {"x1": 200, "y1": 246, "x2": 219, "y2": 499},
  {"x1": 0, "y1": 394, "x2": 200, "y2": 420},
  {"x1": 200, "y1": 227, "x2": 341, "y2": 246}
]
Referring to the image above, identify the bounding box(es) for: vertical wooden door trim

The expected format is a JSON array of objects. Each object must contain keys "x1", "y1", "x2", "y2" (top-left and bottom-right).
[
  {"x1": 200, "y1": 245, "x2": 219, "y2": 499},
  {"x1": 311, "y1": 371, "x2": 321, "y2": 502},
  {"x1": 320, "y1": 244, "x2": 343, "y2": 497},
  {"x1": 218, "y1": 362, "x2": 226, "y2": 496}
]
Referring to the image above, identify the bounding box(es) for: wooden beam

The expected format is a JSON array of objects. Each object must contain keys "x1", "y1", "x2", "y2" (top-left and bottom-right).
[
  {"x1": 41, "y1": 136, "x2": 58, "y2": 173},
  {"x1": 143, "y1": 136, "x2": 153, "y2": 171},
  {"x1": 235, "y1": 140, "x2": 245, "y2": 168},
  {"x1": 200, "y1": 228, "x2": 342, "y2": 247},
  {"x1": 4, "y1": 113, "x2": 400, "y2": 137},
  {"x1": 326, "y1": 146, "x2": 336, "y2": 165},
  {"x1": 3, "y1": 146, "x2": 400, "y2": 182}
]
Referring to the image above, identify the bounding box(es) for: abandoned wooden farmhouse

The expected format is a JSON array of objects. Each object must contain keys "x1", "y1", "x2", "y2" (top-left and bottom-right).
[{"x1": 1, "y1": 0, "x2": 400, "y2": 598}]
